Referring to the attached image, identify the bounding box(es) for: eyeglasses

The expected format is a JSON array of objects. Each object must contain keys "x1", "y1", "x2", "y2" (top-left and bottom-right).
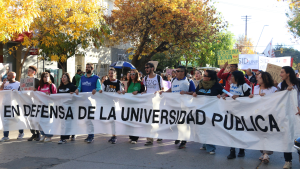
[
  {"x1": 130, "y1": 73, "x2": 135, "y2": 75},
  {"x1": 176, "y1": 70, "x2": 184, "y2": 73},
  {"x1": 203, "y1": 75, "x2": 210, "y2": 77}
]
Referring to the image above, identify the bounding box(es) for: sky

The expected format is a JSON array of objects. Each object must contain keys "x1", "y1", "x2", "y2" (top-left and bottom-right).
[{"x1": 212, "y1": 0, "x2": 298, "y2": 53}]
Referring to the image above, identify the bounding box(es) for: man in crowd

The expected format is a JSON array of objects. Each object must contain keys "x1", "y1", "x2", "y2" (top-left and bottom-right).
[
  {"x1": 160, "y1": 66, "x2": 196, "y2": 149},
  {"x1": 217, "y1": 61, "x2": 250, "y2": 92},
  {"x1": 75, "y1": 63, "x2": 101, "y2": 143},
  {"x1": 0, "y1": 71, "x2": 23, "y2": 141},
  {"x1": 142, "y1": 62, "x2": 164, "y2": 146},
  {"x1": 27, "y1": 65, "x2": 41, "y2": 141},
  {"x1": 73, "y1": 69, "x2": 82, "y2": 87},
  {"x1": 245, "y1": 68, "x2": 257, "y2": 84}
]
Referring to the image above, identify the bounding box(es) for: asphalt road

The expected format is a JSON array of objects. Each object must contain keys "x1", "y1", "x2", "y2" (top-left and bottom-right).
[{"x1": 0, "y1": 130, "x2": 299, "y2": 169}]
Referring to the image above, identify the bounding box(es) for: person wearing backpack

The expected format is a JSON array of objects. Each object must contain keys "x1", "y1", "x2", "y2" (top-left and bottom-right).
[
  {"x1": 142, "y1": 62, "x2": 164, "y2": 146},
  {"x1": 159, "y1": 66, "x2": 196, "y2": 149},
  {"x1": 217, "y1": 71, "x2": 251, "y2": 159},
  {"x1": 38, "y1": 72, "x2": 57, "y2": 142}
]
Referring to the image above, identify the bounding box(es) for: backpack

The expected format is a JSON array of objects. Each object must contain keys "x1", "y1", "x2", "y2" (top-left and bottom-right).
[
  {"x1": 49, "y1": 83, "x2": 53, "y2": 94},
  {"x1": 144, "y1": 74, "x2": 162, "y2": 90},
  {"x1": 72, "y1": 76, "x2": 77, "y2": 85}
]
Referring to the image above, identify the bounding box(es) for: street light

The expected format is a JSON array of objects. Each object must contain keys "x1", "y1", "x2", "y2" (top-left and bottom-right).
[{"x1": 255, "y1": 25, "x2": 269, "y2": 52}]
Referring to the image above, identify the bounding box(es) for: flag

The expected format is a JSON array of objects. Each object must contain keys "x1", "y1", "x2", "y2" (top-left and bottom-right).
[{"x1": 263, "y1": 39, "x2": 275, "y2": 57}]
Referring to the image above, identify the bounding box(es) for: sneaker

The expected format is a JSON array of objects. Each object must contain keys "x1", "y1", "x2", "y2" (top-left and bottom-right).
[
  {"x1": 144, "y1": 141, "x2": 153, "y2": 146},
  {"x1": 44, "y1": 137, "x2": 52, "y2": 142},
  {"x1": 34, "y1": 135, "x2": 40, "y2": 141},
  {"x1": 227, "y1": 149, "x2": 236, "y2": 159},
  {"x1": 131, "y1": 141, "x2": 137, "y2": 144},
  {"x1": 175, "y1": 140, "x2": 180, "y2": 144},
  {"x1": 259, "y1": 154, "x2": 264, "y2": 161},
  {"x1": 178, "y1": 143, "x2": 186, "y2": 149},
  {"x1": 17, "y1": 133, "x2": 24, "y2": 140},
  {"x1": 58, "y1": 139, "x2": 67, "y2": 144},
  {"x1": 128, "y1": 139, "x2": 132, "y2": 143},
  {"x1": 157, "y1": 139, "x2": 163, "y2": 142},
  {"x1": 70, "y1": 137, "x2": 75, "y2": 141},
  {"x1": 0, "y1": 137, "x2": 9, "y2": 142},
  {"x1": 87, "y1": 138, "x2": 94, "y2": 143},
  {"x1": 110, "y1": 136, "x2": 117, "y2": 144},
  {"x1": 200, "y1": 147, "x2": 206, "y2": 150},
  {"x1": 238, "y1": 149, "x2": 245, "y2": 157},
  {"x1": 27, "y1": 135, "x2": 36, "y2": 141},
  {"x1": 262, "y1": 154, "x2": 269, "y2": 164},
  {"x1": 39, "y1": 135, "x2": 46, "y2": 142},
  {"x1": 84, "y1": 137, "x2": 88, "y2": 142},
  {"x1": 283, "y1": 161, "x2": 292, "y2": 169},
  {"x1": 209, "y1": 150, "x2": 215, "y2": 155}
]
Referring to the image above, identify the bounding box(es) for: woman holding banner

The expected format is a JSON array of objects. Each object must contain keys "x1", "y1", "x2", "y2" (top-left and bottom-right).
[
  {"x1": 249, "y1": 72, "x2": 277, "y2": 163},
  {"x1": 193, "y1": 70, "x2": 223, "y2": 155},
  {"x1": 277, "y1": 66, "x2": 300, "y2": 169},
  {"x1": 57, "y1": 73, "x2": 77, "y2": 144},
  {"x1": 38, "y1": 72, "x2": 57, "y2": 142},
  {"x1": 126, "y1": 69, "x2": 145, "y2": 144},
  {"x1": 217, "y1": 71, "x2": 251, "y2": 159},
  {"x1": 99, "y1": 68, "x2": 123, "y2": 144}
]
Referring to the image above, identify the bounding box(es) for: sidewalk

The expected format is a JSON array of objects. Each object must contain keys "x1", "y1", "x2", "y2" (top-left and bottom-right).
[{"x1": 0, "y1": 129, "x2": 298, "y2": 169}]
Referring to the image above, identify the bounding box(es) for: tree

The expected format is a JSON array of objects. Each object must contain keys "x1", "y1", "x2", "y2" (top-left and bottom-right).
[
  {"x1": 0, "y1": 0, "x2": 39, "y2": 41},
  {"x1": 105, "y1": 0, "x2": 224, "y2": 70},
  {"x1": 274, "y1": 45, "x2": 300, "y2": 70},
  {"x1": 7, "y1": 0, "x2": 106, "y2": 80},
  {"x1": 286, "y1": 0, "x2": 300, "y2": 39},
  {"x1": 234, "y1": 35, "x2": 256, "y2": 54}
]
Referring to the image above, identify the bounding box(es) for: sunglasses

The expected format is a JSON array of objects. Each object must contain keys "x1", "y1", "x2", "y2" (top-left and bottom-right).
[
  {"x1": 130, "y1": 73, "x2": 136, "y2": 75},
  {"x1": 176, "y1": 70, "x2": 184, "y2": 73},
  {"x1": 203, "y1": 75, "x2": 210, "y2": 77},
  {"x1": 145, "y1": 67, "x2": 153, "y2": 69}
]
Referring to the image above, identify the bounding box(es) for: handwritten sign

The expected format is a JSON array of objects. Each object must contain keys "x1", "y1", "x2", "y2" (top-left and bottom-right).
[
  {"x1": 266, "y1": 63, "x2": 282, "y2": 83},
  {"x1": 20, "y1": 77, "x2": 35, "y2": 91},
  {"x1": 217, "y1": 49, "x2": 239, "y2": 65}
]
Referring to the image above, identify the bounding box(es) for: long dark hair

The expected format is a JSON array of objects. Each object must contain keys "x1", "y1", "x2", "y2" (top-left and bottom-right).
[
  {"x1": 279, "y1": 66, "x2": 300, "y2": 91},
  {"x1": 260, "y1": 72, "x2": 274, "y2": 89},
  {"x1": 231, "y1": 71, "x2": 246, "y2": 87},
  {"x1": 39, "y1": 72, "x2": 52, "y2": 89},
  {"x1": 206, "y1": 70, "x2": 218, "y2": 81},
  {"x1": 59, "y1": 73, "x2": 71, "y2": 89}
]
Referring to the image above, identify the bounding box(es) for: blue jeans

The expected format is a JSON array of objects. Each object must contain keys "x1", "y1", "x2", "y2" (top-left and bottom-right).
[
  {"x1": 87, "y1": 134, "x2": 94, "y2": 139},
  {"x1": 203, "y1": 144, "x2": 216, "y2": 152},
  {"x1": 40, "y1": 131, "x2": 53, "y2": 137},
  {"x1": 3, "y1": 130, "x2": 23, "y2": 137}
]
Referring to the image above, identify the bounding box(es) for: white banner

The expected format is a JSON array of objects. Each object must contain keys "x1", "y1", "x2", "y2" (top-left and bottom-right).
[
  {"x1": 238, "y1": 54, "x2": 260, "y2": 70},
  {"x1": 259, "y1": 56, "x2": 291, "y2": 71},
  {"x1": 0, "y1": 90, "x2": 300, "y2": 152}
]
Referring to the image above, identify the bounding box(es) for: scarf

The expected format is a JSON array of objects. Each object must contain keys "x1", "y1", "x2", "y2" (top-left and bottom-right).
[{"x1": 198, "y1": 79, "x2": 216, "y2": 89}]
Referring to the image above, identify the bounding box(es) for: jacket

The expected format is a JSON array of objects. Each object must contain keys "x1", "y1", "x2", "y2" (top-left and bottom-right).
[{"x1": 217, "y1": 68, "x2": 251, "y2": 92}]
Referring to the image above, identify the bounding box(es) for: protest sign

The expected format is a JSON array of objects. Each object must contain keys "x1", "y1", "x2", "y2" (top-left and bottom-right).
[
  {"x1": 217, "y1": 49, "x2": 239, "y2": 65},
  {"x1": 0, "y1": 90, "x2": 299, "y2": 152},
  {"x1": 259, "y1": 56, "x2": 291, "y2": 71},
  {"x1": 266, "y1": 63, "x2": 282, "y2": 83},
  {"x1": 238, "y1": 54, "x2": 260, "y2": 70},
  {"x1": 20, "y1": 77, "x2": 35, "y2": 91}
]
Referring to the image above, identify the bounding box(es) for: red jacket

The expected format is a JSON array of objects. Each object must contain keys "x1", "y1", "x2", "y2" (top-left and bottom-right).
[{"x1": 217, "y1": 68, "x2": 251, "y2": 92}]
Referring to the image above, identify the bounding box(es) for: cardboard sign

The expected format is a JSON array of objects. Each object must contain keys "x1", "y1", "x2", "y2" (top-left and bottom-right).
[
  {"x1": 20, "y1": 77, "x2": 35, "y2": 91},
  {"x1": 266, "y1": 63, "x2": 282, "y2": 83},
  {"x1": 217, "y1": 49, "x2": 239, "y2": 65}
]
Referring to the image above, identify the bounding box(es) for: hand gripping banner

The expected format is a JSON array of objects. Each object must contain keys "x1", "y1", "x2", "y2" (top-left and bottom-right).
[{"x1": 0, "y1": 90, "x2": 300, "y2": 152}]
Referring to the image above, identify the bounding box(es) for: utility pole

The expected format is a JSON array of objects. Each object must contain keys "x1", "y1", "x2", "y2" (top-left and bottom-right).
[{"x1": 241, "y1": 15, "x2": 251, "y2": 37}]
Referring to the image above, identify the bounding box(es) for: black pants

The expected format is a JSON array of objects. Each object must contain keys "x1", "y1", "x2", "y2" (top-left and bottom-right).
[
  {"x1": 129, "y1": 136, "x2": 139, "y2": 141},
  {"x1": 60, "y1": 135, "x2": 75, "y2": 140},
  {"x1": 231, "y1": 148, "x2": 245, "y2": 152},
  {"x1": 284, "y1": 152, "x2": 300, "y2": 162},
  {"x1": 30, "y1": 130, "x2": 39, "y2": 136},
  {"x1": 176, "y1": 140, "x2": 187, "y2": 144}
]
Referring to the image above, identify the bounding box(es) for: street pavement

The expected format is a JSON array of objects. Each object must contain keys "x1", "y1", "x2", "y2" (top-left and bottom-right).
[{"x1": 0, "y1": 130, "x2": 299, "y2": 169}]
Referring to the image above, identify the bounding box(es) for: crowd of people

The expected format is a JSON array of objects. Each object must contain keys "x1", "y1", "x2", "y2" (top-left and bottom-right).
[{"x1": 0, "y1": 61, "x2": 299, "y2": 169}]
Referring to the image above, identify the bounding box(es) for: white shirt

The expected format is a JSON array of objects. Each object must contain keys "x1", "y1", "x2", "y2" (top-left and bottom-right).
[
  {"x1": 229, "y1": 83, "x2": 251, "y2": 96},
  {"x1": 171, "y1": 77, "x2": 191, "y2": 93},
  {"x1": 253, "y1": 85, "x2": 277, "y2": 95},
  {"x1": 3, "y1": 81, "x2": 20, "y2": 90},
  {"x1": 143, "y1": 74, "x2": 163, "y2": 93}
]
